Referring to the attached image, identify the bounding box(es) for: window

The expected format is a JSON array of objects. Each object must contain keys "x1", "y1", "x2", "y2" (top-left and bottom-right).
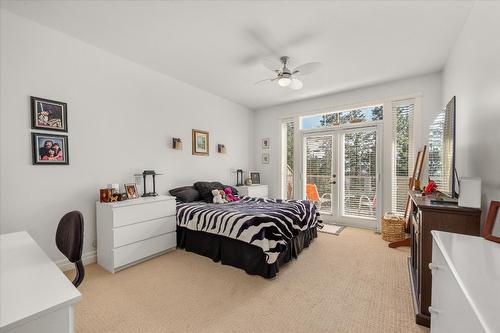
[
  {"x1": 391, "y1": 99, "x2": 415, "y2": 216},
  {"x1": 281, "y1": 120, "x2": 295, "y2": 199},
  {"x1": 300, "y1": 105, "x2": 383, "y2": 130}
]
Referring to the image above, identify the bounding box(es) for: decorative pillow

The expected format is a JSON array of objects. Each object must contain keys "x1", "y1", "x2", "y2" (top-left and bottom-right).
[
  {"x1": 194, "y1": 181, "x2": 225, "y2": 203},
  {"x1": 169, "y1": 186, "x2": 201, "y2": 203}
]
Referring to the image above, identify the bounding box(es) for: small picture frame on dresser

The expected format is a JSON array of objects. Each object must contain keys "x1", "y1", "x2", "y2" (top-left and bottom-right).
[
  {"x1": 250, "y1": 172, "x2": 260, "y2": 184},
  {"x1": 482, "y1": 201, "x2": 500, "y2": 243},
  {"x1": 124, "y1": 183, "x2": 139, "y2": 199}
]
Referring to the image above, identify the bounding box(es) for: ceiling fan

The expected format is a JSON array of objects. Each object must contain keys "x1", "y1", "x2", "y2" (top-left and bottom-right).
[{"x1": 256, "y1": 56, "x2": 322, "y2": 90}]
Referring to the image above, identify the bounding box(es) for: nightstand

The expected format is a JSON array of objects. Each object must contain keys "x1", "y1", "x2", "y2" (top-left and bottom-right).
[{"x1": 236, "y1": 185, "x2": 268, "y2": 198}]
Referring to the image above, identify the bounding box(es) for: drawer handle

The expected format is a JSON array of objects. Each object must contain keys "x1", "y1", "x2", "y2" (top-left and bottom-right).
[
  {"x1": 428, "y1": 263, "x2": 440, "y2": 271},
  {"x1": 428, "y1": 306, "x2": 440, "y2": 315}
]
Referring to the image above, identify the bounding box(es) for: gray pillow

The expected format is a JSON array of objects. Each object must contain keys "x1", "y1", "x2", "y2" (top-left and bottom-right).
[
  {"x1": 193, "y1": 182, "x2": 226, "y2": 203},
  {"x1": 169, "y1": 186, "x2": 201, "y2": 203}
]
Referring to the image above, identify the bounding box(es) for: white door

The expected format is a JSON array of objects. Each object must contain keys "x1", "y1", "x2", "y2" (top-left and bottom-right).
[{"x1": 303, "y1": 125, "x2": 381, "y2": 229}]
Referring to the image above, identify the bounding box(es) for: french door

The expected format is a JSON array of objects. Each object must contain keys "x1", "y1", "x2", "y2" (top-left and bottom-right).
[{"x1": 303, "y1": 125, "x2": 381, "y2": 229}]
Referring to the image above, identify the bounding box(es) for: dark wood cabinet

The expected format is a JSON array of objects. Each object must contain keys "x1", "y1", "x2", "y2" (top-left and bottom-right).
[{"x1": 407, "y1": 191, "x2": 481, "y2": 327}]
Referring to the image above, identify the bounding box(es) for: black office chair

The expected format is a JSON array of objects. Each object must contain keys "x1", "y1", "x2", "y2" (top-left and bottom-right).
[{"x1": 56, "y1": 211, "x2": 85, "y2": 288}]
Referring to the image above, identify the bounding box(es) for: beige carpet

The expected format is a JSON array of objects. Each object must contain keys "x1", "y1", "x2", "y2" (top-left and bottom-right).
[{"x1": 67, "y1": 228, "x2": 429, "y2": 333}]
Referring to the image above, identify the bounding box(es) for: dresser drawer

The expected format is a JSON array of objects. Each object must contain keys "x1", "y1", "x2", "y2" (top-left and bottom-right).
[
  {"x1": 430, "y1": 240, "x2": 483, "y2": 332},
  {"x1": 113, "y1": 232, "x2": 176, "y2": 269},
  {"x1": 113, "y1": 216, "x2": 176, "y2": 248},
  {"x1": 248, "y1": 186, "x2": 268, "y2": 198},
  {"x1": 112, "y1": 199, "x2": 175, "y2": 227}
]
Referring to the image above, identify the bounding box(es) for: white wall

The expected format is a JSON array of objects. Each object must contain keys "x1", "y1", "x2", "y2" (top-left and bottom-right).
[
  {"x1": 253, "y1": 72, "x2": 442, "y2": 218},
  {"x1": 442, "y1": 2, "x2": 500, "y2": 222},
  {"x1": 0, "y1": 9, "x2": 252, "y2": 262}
]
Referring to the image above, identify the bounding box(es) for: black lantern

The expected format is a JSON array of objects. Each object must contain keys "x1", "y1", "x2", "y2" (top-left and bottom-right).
[
  {"x1": 236, "y1": 169, "x2": 243, "y2": 186},
  {"x1": 134, "y1": 170, "x2": 163, "y2": 197}
]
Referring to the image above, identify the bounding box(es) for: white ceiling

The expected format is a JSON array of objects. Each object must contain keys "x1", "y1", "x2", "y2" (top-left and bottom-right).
[{"x1": 1, "y1": 1, "x2": 474, "y2": 110}]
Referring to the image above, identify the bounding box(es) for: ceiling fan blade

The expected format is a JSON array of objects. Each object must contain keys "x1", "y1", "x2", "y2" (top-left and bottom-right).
[
  {"x1": 255, "y1": 78, "x2": 276, "y2": 85},
  {"x1": 261, "y1": 58, "x2": 282, "y2": 72},
  {"x1": 292, "y1": 62, "x2": 322, "y2": 76},
  {"x1": 290, "y1": 78, "x2": 303, "y2": 90}
]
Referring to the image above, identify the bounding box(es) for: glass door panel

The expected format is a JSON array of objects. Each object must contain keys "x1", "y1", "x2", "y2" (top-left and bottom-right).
[
  {"x1": 304, "y1": 134, "x2": 336, "y2": 215},
  {"x1": 341, "y1": 128, "x2": 378, "y2": 221}
]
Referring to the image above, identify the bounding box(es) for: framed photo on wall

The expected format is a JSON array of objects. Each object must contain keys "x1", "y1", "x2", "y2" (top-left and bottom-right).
[
  {"x1": 32, "y1": 132, "x2": 69, "y2": 165},
  {"x1": 31, "y1": 96, "x2": 68, "y2": 132},
  {"x1": 262, "y1": 153, "x2": 270, "y2": 164},
  {"x1": 262, "y1": 138, "x2": 270, "y2": 149},
  {"x1": 192, "y1": 129, "x2": 209, "y2": 156}
]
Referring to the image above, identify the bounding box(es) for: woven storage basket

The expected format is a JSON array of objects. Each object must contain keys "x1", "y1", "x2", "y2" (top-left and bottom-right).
[{"x1": 381, "y1": 212, "x2": 406, "y2": 242}]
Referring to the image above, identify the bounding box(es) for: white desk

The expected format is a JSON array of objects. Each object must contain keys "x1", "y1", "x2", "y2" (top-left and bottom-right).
[{"x1": 0, "y1": 232, "x2": 81, "y2": 333}]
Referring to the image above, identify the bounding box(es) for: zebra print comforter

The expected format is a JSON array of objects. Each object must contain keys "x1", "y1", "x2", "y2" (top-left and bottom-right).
[{"x1": 176, "y1": 197, "x2": 318, "y2": 264}]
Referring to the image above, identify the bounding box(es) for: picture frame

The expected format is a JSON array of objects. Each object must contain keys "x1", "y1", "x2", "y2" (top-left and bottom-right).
[
  {"x1": 31, "y1": 96, "x2": 68, "y2": 132},
  {"x1": 250, "y1": 172, "x2": 260, "y2": 184},
  {"x1": 100, "y1": 188, "x2": 113, "y2": 203},
  {"x1": 192, "y1": 129, "x2": 209, "y2": 156},
  {"x1": 32, "y1": 132, "x2": 69, "y2": 165},
  {"x1": 482, "y1": 201, "x2": 500, "y2": 243},
  {"x1": 262, "y1": 153, "x2": 270, "y2": 164},
  {"x1": 262, "y1": 138, "x2": 270, "y2": 149},
  {"x1": 124, "y1": 183, "x2": 139, "y2": 199}
]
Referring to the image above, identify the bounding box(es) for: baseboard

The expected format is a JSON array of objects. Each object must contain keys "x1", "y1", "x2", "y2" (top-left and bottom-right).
[{"x1": 55, "y1": 250, "x2": 97, "y2": 272}]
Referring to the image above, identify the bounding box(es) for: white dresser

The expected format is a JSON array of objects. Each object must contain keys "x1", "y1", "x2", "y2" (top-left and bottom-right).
[
  {"x1": 96, "y1": 195, "x2": 177, "y2": 273},
  {"x1": 236, "y1": 184, "x2": 268, "y2": 198},
  {"x1": 430, "y1": 231, "x2": 500, "y2": 333}
]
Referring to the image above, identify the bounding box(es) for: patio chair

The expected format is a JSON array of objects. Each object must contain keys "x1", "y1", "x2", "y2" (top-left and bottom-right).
[
  {"x1": 306, "y1": 183, "x2": 332, "y2": 211},
  {"x1": 358, "y1": 195, "x2": 376, "y2": 215}
]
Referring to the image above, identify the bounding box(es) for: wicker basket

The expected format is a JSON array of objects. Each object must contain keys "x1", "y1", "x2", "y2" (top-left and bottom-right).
[{"x1": 381, "y1": 212, "x2": 406, "y2": 242}]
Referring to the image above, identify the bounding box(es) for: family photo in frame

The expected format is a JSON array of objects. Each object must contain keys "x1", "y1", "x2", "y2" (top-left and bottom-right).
[
  {"x1": 124, "y1": 184, "x2": 139, "y2": 199},
  {"x1": 31, "y1": 96, "x2": 68, "y2": 132},
  {"x1": 32, "y1": 133, "x2": 69, "y2": 165}
]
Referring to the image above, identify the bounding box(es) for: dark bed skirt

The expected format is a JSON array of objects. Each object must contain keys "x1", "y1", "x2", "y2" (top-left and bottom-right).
[{"x1": 176, "y1": 226, "x2": 318, "y2": 279}]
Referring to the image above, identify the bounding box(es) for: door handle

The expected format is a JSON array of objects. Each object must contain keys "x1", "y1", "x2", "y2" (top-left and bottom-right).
[
  {"x1": 428, "y1": 263, "x2": 441, "y2": 271},
  {"x1": 428, "y1": 306, "x2": 440, "y2": 315}
]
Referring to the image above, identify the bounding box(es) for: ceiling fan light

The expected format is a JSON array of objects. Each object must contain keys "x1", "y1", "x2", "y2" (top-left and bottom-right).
[
  {"x1": 290, "y1": 78, "x2": 303, "y2": 90},
  {"x1": 278, "y1": 77, "x2": 291, "y2": 87}
]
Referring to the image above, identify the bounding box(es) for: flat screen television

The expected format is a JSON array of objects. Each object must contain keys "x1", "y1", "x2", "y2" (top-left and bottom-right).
[{"x1": 428, "y1": 96, "x2": 456, "y2": 198}]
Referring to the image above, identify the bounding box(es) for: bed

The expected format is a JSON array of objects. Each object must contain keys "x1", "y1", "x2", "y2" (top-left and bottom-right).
[{"x1": 176, "y1": 196, "x2": 319, "y2": 278}]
